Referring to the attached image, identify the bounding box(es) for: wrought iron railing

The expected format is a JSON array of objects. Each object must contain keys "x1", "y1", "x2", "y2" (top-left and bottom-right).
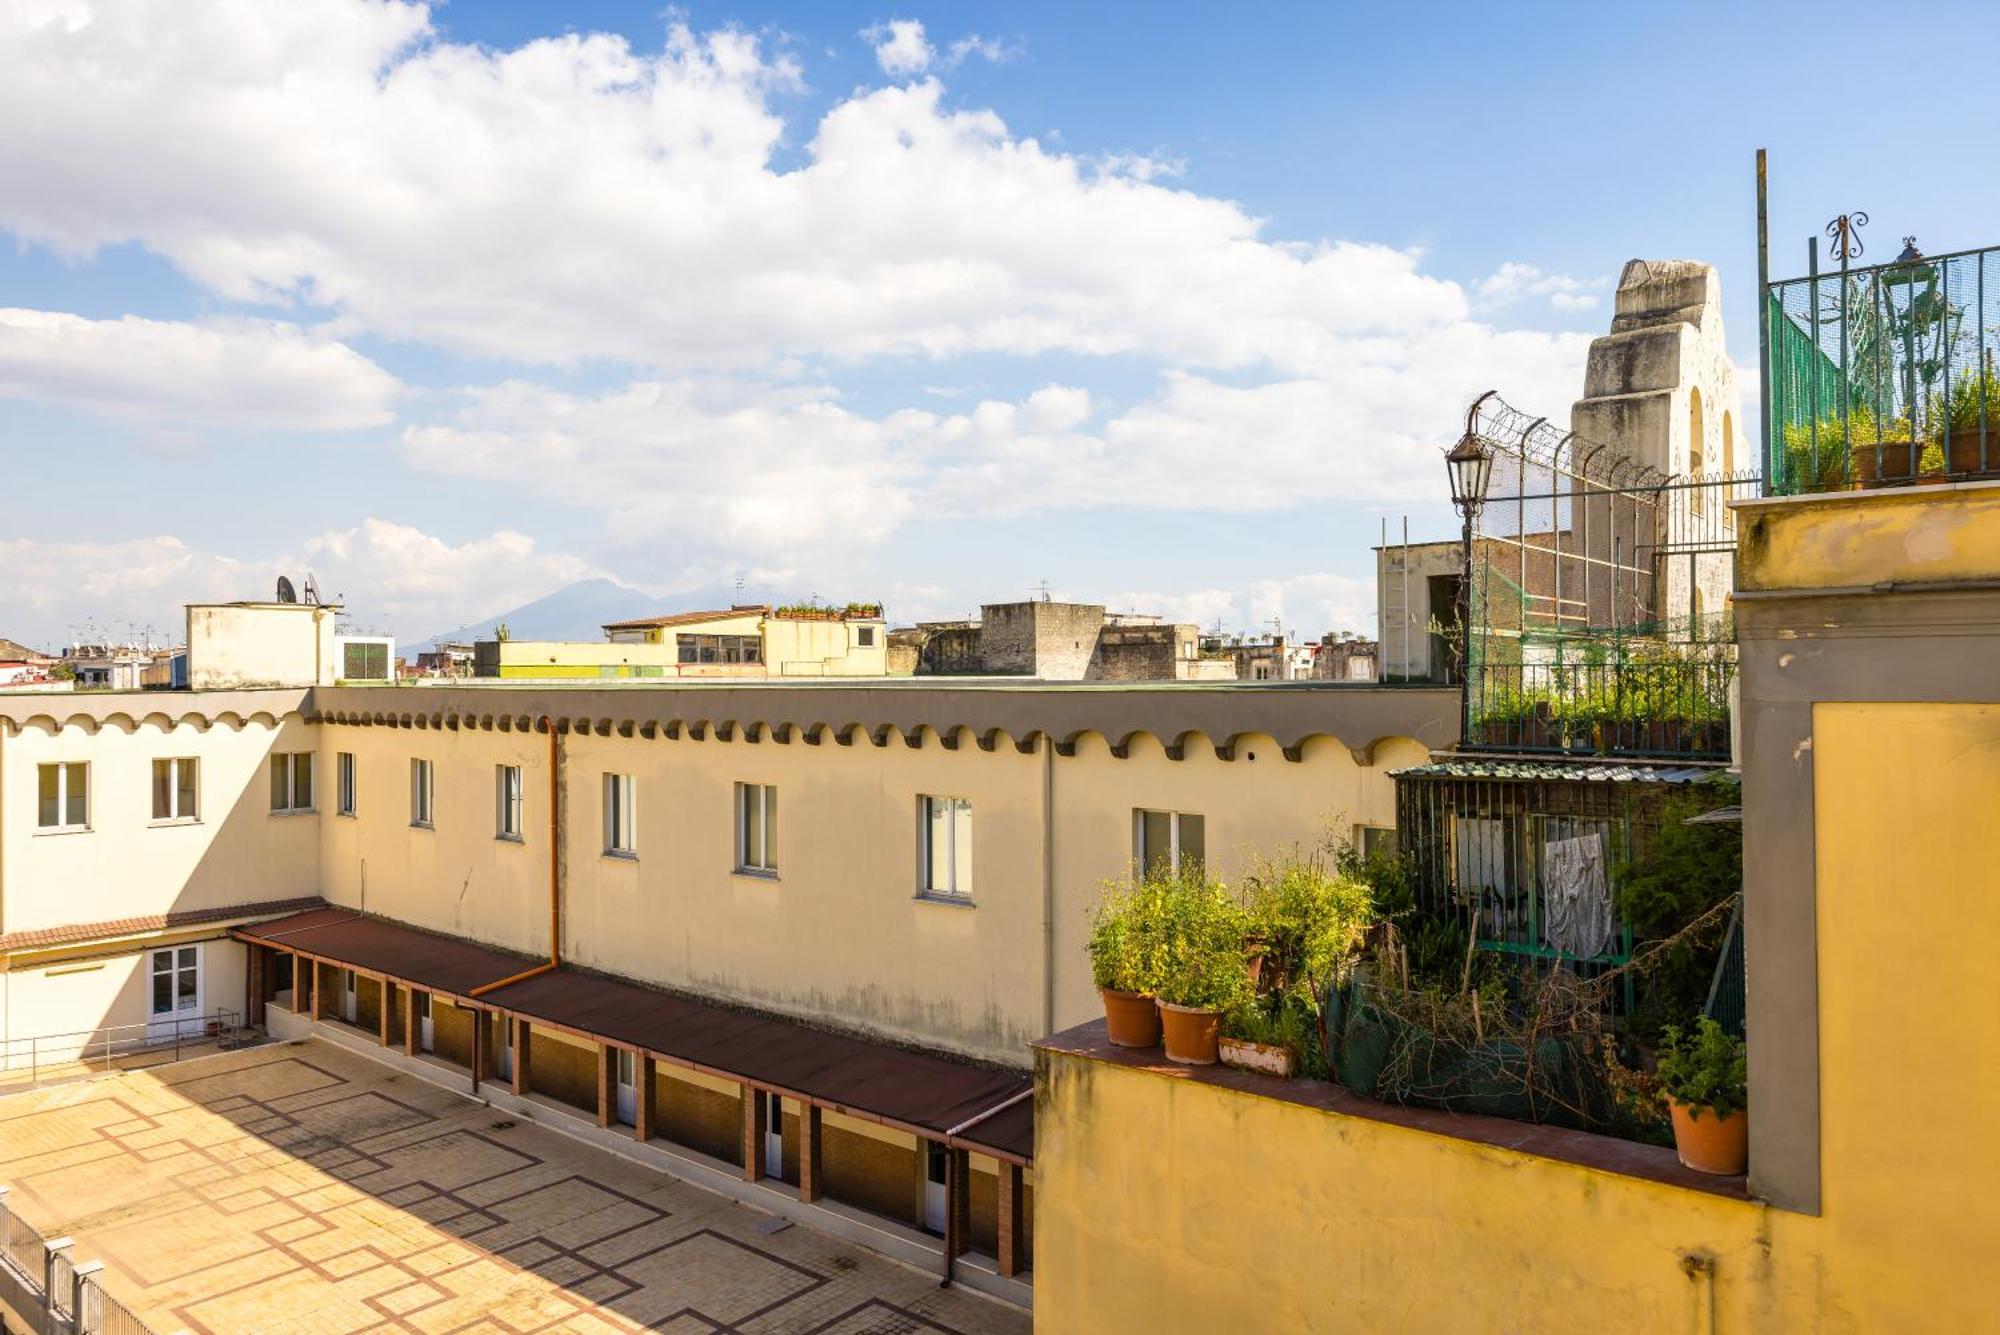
[
  {"x1": 1468, "y1": 654, "x2": 1735, "y2": 759},
  {"x1": 0, "y1": 1186, "x2": 163, "y2": 1335},
  {"x1": 1766, "y1": 231, "x2": 2000, "y2": 494},
  {"x1": 0, "y1": 1008, "x2": 242, "y2": 1089}
]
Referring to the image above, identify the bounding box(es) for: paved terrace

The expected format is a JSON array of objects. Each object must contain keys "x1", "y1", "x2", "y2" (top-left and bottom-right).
[{"x1": 0, "y1": 1040, "x2": 1027, "y2": 1334}]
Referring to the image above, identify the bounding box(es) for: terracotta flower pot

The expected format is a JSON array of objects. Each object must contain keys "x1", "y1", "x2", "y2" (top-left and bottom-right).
[
  {"x1": 1668, "y1": 1098, "x2": 1747, "y2": 1176},
  {"x1": 1157, "y1": 1001, "x2": 1222, "y2": 1065},
  {"x1": 1100, "y1": 988, "x2": 1162, "y2": 1048}
]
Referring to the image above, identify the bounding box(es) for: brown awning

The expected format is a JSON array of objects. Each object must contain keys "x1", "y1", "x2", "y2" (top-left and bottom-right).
[
  {"x1": 236, "y1": 908, "x2": 536, "y2": 999},
  {"x1": 233, "y1": 909, "x2": 1032, "y2": 1158}
]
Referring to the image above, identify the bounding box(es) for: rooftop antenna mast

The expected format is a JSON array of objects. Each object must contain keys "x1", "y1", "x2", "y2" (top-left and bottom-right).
[{"x1": 1033, "y1": 580, "x2": 1053, "y2": 603}]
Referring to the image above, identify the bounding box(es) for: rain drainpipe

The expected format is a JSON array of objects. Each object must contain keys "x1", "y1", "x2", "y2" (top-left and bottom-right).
[{"x1": 471, "y1": 716, "x2": 562, "y2": 997}]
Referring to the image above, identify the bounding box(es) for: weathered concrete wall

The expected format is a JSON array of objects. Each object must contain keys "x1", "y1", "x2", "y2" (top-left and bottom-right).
[
  {"x1": 186, "y1": 603, "x2": 338, "y2": 689},
  {"x1": 979, "y1": 602, "x2": 1102, "y2": 679},
  {"x1": 1085, "y1": 624, "x2": 1192, "y2": 682}
]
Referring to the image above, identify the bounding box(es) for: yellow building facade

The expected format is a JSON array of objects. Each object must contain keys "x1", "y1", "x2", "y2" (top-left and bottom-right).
[{"x1": 1030, "y1": 477, "x2": 2000, "y2": 1333}]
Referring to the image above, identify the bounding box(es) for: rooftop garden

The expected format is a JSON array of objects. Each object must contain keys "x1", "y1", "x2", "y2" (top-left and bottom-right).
[
  {"x1": 772, "y1": 601, "x2": 884, "y2": 620},
  {"x1": 1087, "y1": 789, "x2": 1745, "y2": 1171},
  {"x1": 1469, "y1": 640, "x2": 1735, "y2": 758}
]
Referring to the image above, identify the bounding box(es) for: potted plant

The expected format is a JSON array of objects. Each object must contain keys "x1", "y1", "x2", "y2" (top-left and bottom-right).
[
  {"x1": 1655, "y1": 1016, "x2": 1747, "y2": 1175},
  {"x1": 1088, "y1": 879, "x2": 1164, "y2": 1047},
  {"x1": 1152, "y1": 873, "x2": 1252, "y2": 1065},
  {"x1": 1219, "y1": 1000, "x2": 1300, "y2": 1078}
]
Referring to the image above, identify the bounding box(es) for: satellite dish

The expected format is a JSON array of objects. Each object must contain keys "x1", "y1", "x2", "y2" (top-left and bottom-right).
[
  {"x1": 276, "y1": 575, "x2": 298, "y2": 604},
  {"x1": 302, "y1": 573, "x2": 321, "y2": 606}
]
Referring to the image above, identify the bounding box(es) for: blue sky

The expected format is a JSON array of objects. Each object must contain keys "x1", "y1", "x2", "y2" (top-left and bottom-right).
[{"x1": 3, "y1": 0, "x2": 1996, "y2": 650}]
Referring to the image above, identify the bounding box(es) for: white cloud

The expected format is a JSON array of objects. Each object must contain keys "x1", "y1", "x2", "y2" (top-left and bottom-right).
[
  {"x1": 865, "y1": 19, "x2": 933, "y2": 74},
  {"x1": 1476, "y1": 262, "x2": 1605, "y2": 313},
  {"x1": 0, "y1": 308, "x2": 400, "y2": 429},
  {"x1": 0, "y1": 521, "x2": 593, "y2": 647},
  {"x1": 1104, "y1": 572, "x2": 1378, "y2": 639},
  {"x1": 0, "y1": 4, "x2": 1508, "y2": 380},
  {"x1": 944, "y1": 34, "x2": 1017, "y2": 68}
]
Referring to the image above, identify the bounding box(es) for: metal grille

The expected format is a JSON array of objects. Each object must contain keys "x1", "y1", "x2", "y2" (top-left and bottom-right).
[
  {"x1": 1765, "y1": 235, "x2": 2000, "y2": 494},
  {"x1": 1459, "y1": 394, "x2": 1751, "y2": 761},
  {"x1": 1, "y1": 1198, "x2": 47, "y2": 1291},
  {"x1": 1704, "y1": 894, "x2": 1747, "y2": 1040},
  {"x1": 87, "y1": 1276, "x2": 165, "y2": 1335}
]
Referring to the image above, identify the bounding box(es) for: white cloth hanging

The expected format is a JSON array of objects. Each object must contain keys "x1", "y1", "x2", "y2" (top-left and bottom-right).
[{"x1": 1542, "y1": 832, "x2": 1613, "y2": 959}]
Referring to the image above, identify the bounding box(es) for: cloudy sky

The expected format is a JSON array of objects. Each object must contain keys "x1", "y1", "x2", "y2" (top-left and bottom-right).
[{"x1": 4, "y1": 0, "x2": 1994, "y2": 650}]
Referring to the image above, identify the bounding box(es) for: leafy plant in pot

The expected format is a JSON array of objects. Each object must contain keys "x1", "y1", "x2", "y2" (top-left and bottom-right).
[
  {"x1": 1152, "y1": 873, "x2": 1253, "y2": 1065},
  {"x1": 1088, "y1": 877, "x2": 1167, "y2": 1047},
  {"x1": 1655, "y1": 1016, "x2": 1747, "y2": 1175}
]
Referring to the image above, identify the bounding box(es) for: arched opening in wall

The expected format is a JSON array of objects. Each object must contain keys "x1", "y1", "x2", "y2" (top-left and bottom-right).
[
  {"x1": 1689, "y1": 386, "x2": 1706, "y2": 515},
  {"x1": 1721, "y1": 409, "x2": 1735, "y2": 474}
]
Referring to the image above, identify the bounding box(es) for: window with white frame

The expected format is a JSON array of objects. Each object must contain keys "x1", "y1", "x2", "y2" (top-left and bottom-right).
[
  {"x1": 497, "y1": 764, "x2": 523, "y2": 840},
  {"x1": 603, "y1": 773, "x2": 635, "y2": 855},
  {"x1": 36, "y1": 762, "x2": 88, "y2": 831},
  {"x1": 1356, "y1": 824, "x2": 1398, "y2": 862},
  {"x1": 1134, "y1": 809, "x2": 1205, "y2": 874},
  {"x1": 736, "y1": 782, "x2": 777, "y2": 873},
  {"x1": 919, "y1": 795, "x2": 973, "y2": 899},
  {"x1": 151, "y1": 757, "x2": 198, "y2": 822},
  {"x1": 269, "y1": 753, "x2": 313, "y2": 813},
  {"x1": 337, "y1": 751, "x2": 357, "y2": 817},
  {"x1": 410, "y1": 758, "x2": 435, "y2": 828}
]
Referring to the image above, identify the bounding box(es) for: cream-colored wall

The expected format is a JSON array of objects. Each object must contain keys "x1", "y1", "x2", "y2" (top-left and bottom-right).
[
  {"x1": 316, "y1": 720, "x2": 1417, "y2": 1065},
  {"x1": 763, "y1": 619, "x2": 889, "y2": 676},
  {"x1": 318, "y1": 725, "x2": 554, "y2": 956},
  {"x1": 186, "y1": 603, "x2": 338, "y2": 689},
  {"x1": 1, "y1": 710, "x2": 321, "y2": 937},
  {"x1": 495, "y1": 640, "x2": 677, "y2": 676},
  {"x1": 0, "y1": 935, "x2": 248, "y2": 1056}
]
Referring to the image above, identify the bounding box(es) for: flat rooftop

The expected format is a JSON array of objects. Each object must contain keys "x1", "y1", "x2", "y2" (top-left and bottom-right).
[{"x1": 0, "y1": 1040, "x2": 1026, "y2": 1334}]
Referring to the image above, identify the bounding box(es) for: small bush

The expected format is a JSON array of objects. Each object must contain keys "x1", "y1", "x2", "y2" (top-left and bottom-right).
[{"x1": 1655, "y1": 1016, "x2": 1746, "y2": 1119}]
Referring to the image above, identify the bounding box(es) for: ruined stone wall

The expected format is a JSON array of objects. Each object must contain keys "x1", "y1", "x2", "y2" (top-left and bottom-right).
[{"x1": 979, "y1": 602, "x2": 1102, "y2": 679}]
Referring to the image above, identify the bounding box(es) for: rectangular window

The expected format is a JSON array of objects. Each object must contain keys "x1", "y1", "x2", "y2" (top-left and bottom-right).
[
  {"x1": 36, "y1": 762, "x2": 88, "y2": 830},
  {"x1": 604, "y1": 773, "x2": 635, "y2": 855},
  {"x1": 497, "y1": 764, "x2": 523, "y2": 840},
  {"x1": 410, "y1": 758, "x2": 434, "y2": 827},
  {"x1": 919, "y1": 795, "x2": 973, "y2": 899},
  {"x1": 341, "y1": 640, "x2": 389, "y2": 680},
  {"x1": 1357, "y1": 824, "x2": 1397, "y2": 861},
  {"x1": 269, "y1": 753, "x2": 313, "y2": 813},
  {"x1": 736, "y1": 782, "x2": 777, "y2": 873},
  {"x1": 857, "y1": 625, "x2": 876, "y2": 647},
  {"x1": 1134, "y1": 809, "x2": 1205, "y2": 874},
  {"x1": 151, "y1": 757, "x2": 198, "y2": 822},
  {"x1": 337, "y1": 752, "x2": 357, "y2": 817}
]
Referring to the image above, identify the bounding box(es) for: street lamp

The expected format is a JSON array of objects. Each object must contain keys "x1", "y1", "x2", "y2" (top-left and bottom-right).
[
  {"x1": 1881, "y1": 237, "x2": 1939, "y2": 438},
  {"x1": 1444, "y1": 430, "x2": 1494, "y2": 733}
]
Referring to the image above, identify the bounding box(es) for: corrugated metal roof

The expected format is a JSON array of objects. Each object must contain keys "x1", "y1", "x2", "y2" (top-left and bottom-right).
[
  {"x1": 1389, "y1": 757, "x2": 1726, "y2": 784},
  {"x1": 234, "y1": 909, "x2": 1033, "y2": 1158}
]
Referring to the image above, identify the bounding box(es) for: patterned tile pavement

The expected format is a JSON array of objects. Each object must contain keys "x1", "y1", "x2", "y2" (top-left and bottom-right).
[{"x1": 0, "y1": 1039, "x2": 1030, "y2": 1335}]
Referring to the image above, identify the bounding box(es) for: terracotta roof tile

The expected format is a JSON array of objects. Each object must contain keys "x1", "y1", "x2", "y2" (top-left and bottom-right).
[{"x1": 0, "y1": 896, "x2": 328, "y2": 953}]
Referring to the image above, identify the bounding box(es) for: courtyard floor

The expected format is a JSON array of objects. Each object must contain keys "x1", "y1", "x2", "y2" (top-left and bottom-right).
[{"x1": 0, "y1": 1038, "x2": 1029, "y2": 1334}]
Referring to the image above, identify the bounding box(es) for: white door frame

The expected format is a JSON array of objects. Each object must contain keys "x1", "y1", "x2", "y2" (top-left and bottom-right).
[
  {"x1": 615, "y1": 1049, "x2": 637, "y2": 1125},
  {"x1": 764, "y1": 1091, "x2": 784, "y2": 1178},
  {"x1": 342, "y1": 969, "x2": 358, "y2": 1023},
  {"x1": 147, "y1": 943, "x2": 203, "y2": 1043},
  {"x1": 923, "y1": 1141, "x2": 947, "y2": 1233}
]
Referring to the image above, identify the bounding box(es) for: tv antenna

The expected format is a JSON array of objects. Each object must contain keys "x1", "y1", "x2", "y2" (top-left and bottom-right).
[
  {"x1": 302, "y1": 573, "x2": 322, "y2": 606},
  {"x1": 1033, "y1": 580, "x2": 1053, "y2": 603}
]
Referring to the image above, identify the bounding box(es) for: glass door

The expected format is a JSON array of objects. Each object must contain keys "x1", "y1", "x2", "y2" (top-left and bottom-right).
[{"x1": 148, "y1": 945, "x2": 201, "y2": 1042}]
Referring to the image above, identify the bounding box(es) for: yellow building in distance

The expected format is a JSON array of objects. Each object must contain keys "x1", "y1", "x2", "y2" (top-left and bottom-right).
[{"x1": 473, "y1": 604, "x2": 889, "y2": 679}]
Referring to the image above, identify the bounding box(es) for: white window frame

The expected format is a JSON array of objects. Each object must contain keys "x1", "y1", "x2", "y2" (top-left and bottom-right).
[
  {"x1": 148, "y1": 942, "x2": 202, "y2": 1029},
  {"x1": 337, "y1": 751, "x2": 357, "y2": 817},
  {"x1": 497, "y1": 764, "x2": 523, "y2": 841},
  {"x1": 270, "y1": 753, "x2": 314, "y2": 814},
  {"x1": 918, "y1": 795, "x2": 974, "y2": 901},
  {"x1": 1134, "y1": 808, "x2": 1205, "y2": 874},
  {"x1": 151, "y1": 756, "x2": 199, "y2": 823},
  {"x1": 410, "y1": 757, "x2": 435, "y2": 829},
  {"x1": 735, "y1": 782, "x2": 777, "y2": 874},
  {"x1": 36, "y1": 762, "x2": 89, "y2": 832},
  {"x1": 603, "y1": 773, "x2": 635, "y2": 856}
]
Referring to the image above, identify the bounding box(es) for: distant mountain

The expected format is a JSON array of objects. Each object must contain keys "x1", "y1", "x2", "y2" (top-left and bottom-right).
[{"x1": 416, "y1": 578, "x2": 673, "y2": 651}]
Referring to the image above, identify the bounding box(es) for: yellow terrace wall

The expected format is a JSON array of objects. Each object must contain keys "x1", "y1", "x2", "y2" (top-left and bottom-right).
[
  {"x1": 316, "y1": 720, "x2": 1421, "y2": 1065},
  {"x1": 761, "y1": 617, "x2": 888, "y2": 676},
  {"x1": 1032, "y1": 699, "x2": 2000, "y2": 1333},
  {"x1": 1737, "y1": 477, "x2": 2000, "y2": 591},
  {"x1": 492, "y1": 640, "x2": 678, "y2": 678}
]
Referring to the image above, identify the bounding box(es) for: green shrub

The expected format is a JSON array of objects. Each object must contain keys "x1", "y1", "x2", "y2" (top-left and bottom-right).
[
  {"x1": 1087, "y1": 873, "x2": 1171, "y2": 994},
  {"x1": 1152, "y1": 869, "x2": 1253, "y2": 1012},
  {"x1": 1613, "y1": 778, "x2": 1740, "y2": 1042},
  {"x1": 1241, "y1": 846, "x2": 1373, "y2": 1000},
  {"x1": 1654, "y1": 1016, "x2": 1746, "y2": 1119}
]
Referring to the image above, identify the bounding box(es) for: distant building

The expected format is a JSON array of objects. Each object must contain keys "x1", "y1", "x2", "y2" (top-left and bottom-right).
[
  {"x1": 63, "y1": 643, "x2": 158, "y2": 690},
  {"x1": 1199, "y1": 633, "x2": 1316, "y2": 682},
  {"x1": 0, "y1": 638, "x2": 59, "y2": 687},
  {"x1": 1314, "y1": 634, "x2": 1378, "y2": 682},
  {"x1": 414, "y1": 642, "x2": 476, "y2": 677},
  {"x1": 908, "y1": 601, "x2": 1231, "y2": 681},
  {"x1": 475, "y1": 604, "x2": 889, "y2": 679}
]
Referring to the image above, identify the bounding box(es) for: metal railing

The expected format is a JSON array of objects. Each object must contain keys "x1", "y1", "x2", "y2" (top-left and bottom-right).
[
  {"x1": 1468, "y1": 655, "x2": 1736, "y2": 759},
  {"x1": 1766, "y1": 235, "x2": 2000, "y2": 494},
  {"x1": 0, "y1": 1009, "x2": 242, "y2": 1090},
  {"x1": 1, "y1": 1187, "x2": 161, "y2": 1335}
]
